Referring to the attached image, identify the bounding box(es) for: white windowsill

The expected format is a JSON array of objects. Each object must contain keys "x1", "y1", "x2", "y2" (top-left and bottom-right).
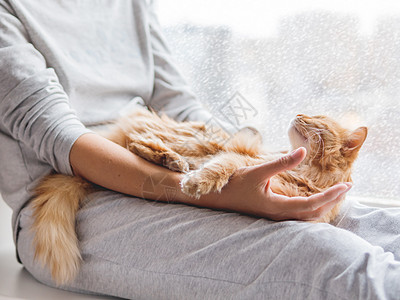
[{"x1": 352, "y1": 196, "x2": 400, "y2": 208}]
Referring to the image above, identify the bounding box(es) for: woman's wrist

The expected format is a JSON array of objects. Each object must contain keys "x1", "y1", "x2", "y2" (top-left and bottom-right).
[{"x1": 171, "y1": 173, "x2": 241, "y2": 214}]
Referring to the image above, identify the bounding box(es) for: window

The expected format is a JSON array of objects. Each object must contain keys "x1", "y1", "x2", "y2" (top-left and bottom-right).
[{"x1": 156, "y1": 0, "x2": 400, "y2": 206}]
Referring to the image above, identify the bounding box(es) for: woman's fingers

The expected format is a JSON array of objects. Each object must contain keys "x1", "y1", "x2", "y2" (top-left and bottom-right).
[
  {"x1": 294, "y1": 191, "x2": 348, "y2": 221},
  {"x1": 313, "y1": 183, "x2": 351, "y2": 205},
  {"x1": 267, "y1": 183, "x2": 351, "y2": 221},
  {"x1": 295, "y1": 183, "x2": 351, "y2": 211},
  {"x1": 248, "y1": 147, "x2": 307, "y2": 181},
  {"x1": 300, "y1": 193, "x2": 347, "y2": 221}
]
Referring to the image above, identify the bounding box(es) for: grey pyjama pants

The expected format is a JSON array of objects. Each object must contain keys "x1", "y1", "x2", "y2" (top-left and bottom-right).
[{"x1": 17, "y1": 191, "x2": 400, "y2": 300}]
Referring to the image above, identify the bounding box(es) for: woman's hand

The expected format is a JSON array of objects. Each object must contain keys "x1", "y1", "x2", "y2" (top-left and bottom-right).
[{"x1": 193, "y1": 147, "x2": 351, "y2": 221}]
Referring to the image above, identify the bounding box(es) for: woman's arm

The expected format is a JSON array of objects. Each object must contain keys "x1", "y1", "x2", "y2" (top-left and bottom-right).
[
  {"x1": 70, "y1": 132, "x2": 186, "y2": 202},
  {"x1": 70, "y1": 133, "x2": 350, "y2": 221}
]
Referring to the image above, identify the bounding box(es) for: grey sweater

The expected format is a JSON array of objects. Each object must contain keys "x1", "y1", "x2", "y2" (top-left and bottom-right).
[{"x1": 0, "y1": 0, "x2": 221, "y2": 242}]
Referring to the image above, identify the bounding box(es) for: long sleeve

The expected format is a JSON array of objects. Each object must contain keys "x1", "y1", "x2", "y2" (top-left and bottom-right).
[{"x1": 0, "y1": 2, "x2": 91, "y2": 175}]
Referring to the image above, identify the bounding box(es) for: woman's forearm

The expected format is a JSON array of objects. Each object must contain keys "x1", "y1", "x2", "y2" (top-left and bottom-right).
[
  {"x1": 69, "y1": 133, "x2": 233, "y2": 212},
  {"x1": 68, "y1": 133, "x2": 252, "y2": 213},
  {"x1": 69, "y1": 133, "x2": 190, "y2": 203}
]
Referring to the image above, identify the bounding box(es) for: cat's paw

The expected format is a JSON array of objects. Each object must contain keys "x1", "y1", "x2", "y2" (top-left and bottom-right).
[
  {"x1": 180, "y1": 170, "x2": 228, "y2": 198},
  {"x1": 164, "y1": 154, "x2": 189, "y2": 173}
]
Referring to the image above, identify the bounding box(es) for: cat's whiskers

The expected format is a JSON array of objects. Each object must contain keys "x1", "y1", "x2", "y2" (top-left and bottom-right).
[{"x1": 304, "y1": 128, "x2": 327, "y2": 161}]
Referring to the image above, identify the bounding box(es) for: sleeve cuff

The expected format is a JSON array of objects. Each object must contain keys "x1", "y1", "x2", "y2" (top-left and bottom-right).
[{"x1": 56, "y1": 126, "x2": 93, "y2": 175}]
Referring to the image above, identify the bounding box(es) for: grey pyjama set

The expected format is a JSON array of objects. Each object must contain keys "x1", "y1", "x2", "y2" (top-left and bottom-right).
[{"x1": 1, "y1": 1, "x2": 400, "y2": 299}]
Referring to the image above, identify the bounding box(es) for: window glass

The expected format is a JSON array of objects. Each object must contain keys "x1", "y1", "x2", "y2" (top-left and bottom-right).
[{"x1": 156, "y1": 0, "x2": 400, "y2": 202}]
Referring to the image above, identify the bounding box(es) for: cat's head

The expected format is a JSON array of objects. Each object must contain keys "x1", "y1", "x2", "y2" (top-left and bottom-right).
[{"x1": 288, "y1": 114, "x2": 367, "y2": 184}]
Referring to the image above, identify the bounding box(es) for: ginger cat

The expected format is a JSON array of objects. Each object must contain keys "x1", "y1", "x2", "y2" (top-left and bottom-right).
[{"x1": 31, "y1": 107, "x2": 367, "y2": 285}]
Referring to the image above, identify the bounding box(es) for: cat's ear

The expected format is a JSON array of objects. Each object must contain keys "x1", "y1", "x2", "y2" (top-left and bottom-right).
[{"x1": 342, "y1": 126, "x2": 368, "y2": 156}]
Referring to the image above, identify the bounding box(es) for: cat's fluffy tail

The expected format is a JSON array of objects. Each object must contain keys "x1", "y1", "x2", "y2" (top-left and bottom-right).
[{"x1": 31, "y1": 174, "x2": 91, "y2": 286}]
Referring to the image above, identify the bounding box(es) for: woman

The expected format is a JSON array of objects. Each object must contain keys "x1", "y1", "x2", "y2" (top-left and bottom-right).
[{"x1": 0, "y1": 0, "x2": 399, "y2": 299}]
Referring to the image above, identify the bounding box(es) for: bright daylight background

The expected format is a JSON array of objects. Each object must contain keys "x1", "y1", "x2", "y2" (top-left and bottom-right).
[{"x1": 155, "y1": 0, "x2": 400, "y2": 205}]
